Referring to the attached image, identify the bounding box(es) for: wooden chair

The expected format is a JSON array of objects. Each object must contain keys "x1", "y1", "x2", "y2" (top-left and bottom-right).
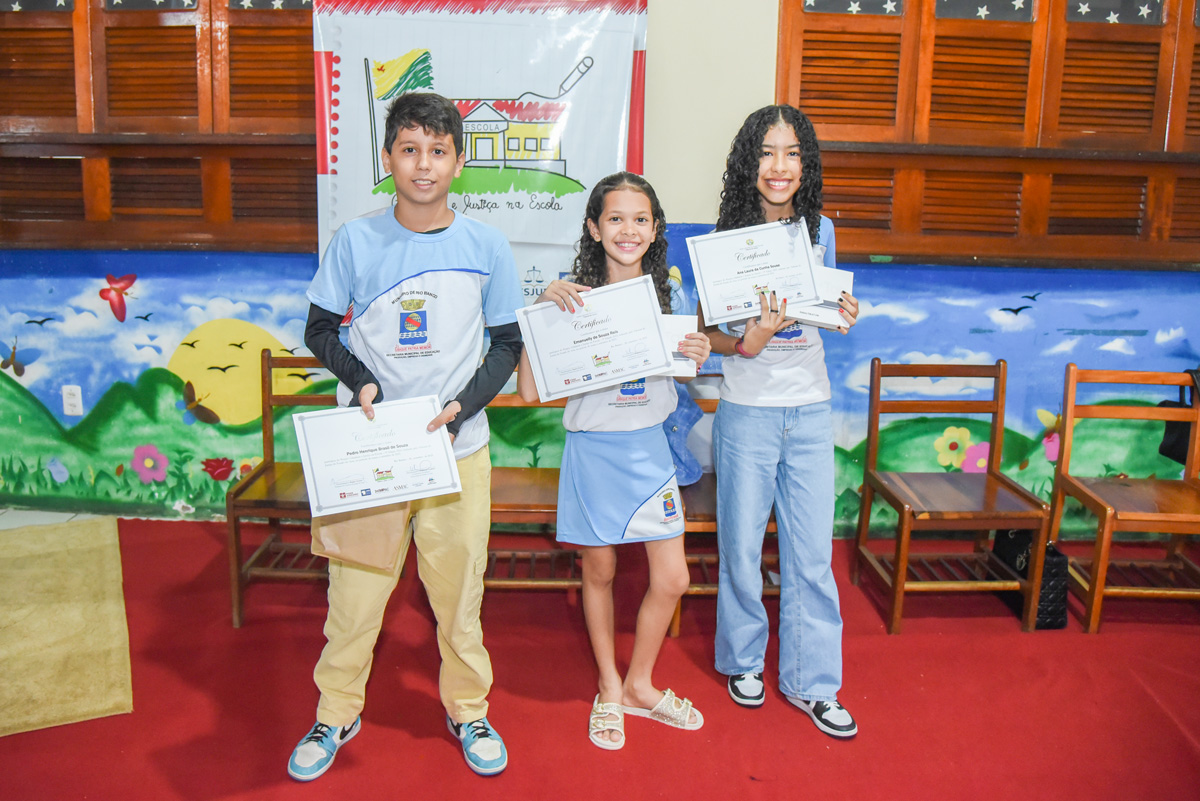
[
  {"x1": 1049, "y1": 364, "x2": 1200, "y2": 633},
  {"x1": 852, "y1": 359, "x2": 1051, "y2": 633},
  {"x1": 225, "y1": 349, "x2": 335, "y2": 628}
]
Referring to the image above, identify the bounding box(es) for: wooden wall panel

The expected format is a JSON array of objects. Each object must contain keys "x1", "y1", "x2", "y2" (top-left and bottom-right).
[{"x1": 779, "y1": 0, "x2": 1200, "y2": 265}]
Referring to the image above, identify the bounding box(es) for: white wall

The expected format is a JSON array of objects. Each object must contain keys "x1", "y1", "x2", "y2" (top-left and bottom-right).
[{"x1": 643, "y1": 0, "x2": 780, "y2": 224}]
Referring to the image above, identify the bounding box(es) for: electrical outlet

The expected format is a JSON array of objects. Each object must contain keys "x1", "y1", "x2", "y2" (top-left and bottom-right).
[{"x1": 62, "y1": 385, "x2": 83, "y2": 416}]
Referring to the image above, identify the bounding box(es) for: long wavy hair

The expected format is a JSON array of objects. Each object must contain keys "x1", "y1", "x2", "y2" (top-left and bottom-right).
[
  {"x1": 715, "y1": 104, "x2": 822, "y2": 244},
  {"x1": 571, "y1": 172, "x2": 672, "y2": 313}
]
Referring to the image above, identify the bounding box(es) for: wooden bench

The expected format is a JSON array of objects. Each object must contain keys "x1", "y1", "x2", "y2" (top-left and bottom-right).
[
  {"x1": 225, "y1": 351, "x2": 581, "y2": 627},
  {"x1": 225, "y1": 356, "x2": 771, "y2": 635}
]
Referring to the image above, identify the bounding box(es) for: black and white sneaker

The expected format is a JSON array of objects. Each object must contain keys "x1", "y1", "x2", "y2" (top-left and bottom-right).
[
  {"x1": 727, "y1": 672, "x2": 765, "y2": 707},
  {"x1": 787, "y1": 697, "x2": 857, "y2": 738}
]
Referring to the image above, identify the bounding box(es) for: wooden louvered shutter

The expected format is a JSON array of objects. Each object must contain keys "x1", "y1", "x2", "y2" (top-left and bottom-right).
[
  {"x1": 1174, "y1": 8, "x2": 1200, "y2": 150},
  {"x1": 211, "y1": 5, "x2": 314, "y2": 134},
  {"x1": 917, "y1": 20, "x2": 1047, "y2": 147},
  {"x1": 1172, "y1": 174, "x2": 1200, "y2": 239},
  {"x1": 91, "y1": 0, "x2": 211, "y2": 133},
  {"x1": 921, "y1": 168, "x2": 1023, "y2": 235},
  {"x1": 779, "y1": 11, "x2": 918, "y2": 143},
  {"x1": 0, "y1": 156, "x2": 86, "y2": 223},
  {"x1": 1041, "y1": 16, "x2": 1174, "y2": 149},
  {"x1": 821, "y1": 158, "x2": 896, "y2": 234},
  {"x1": 0, "y1": 11, "x2": 82, "y2": 134}
]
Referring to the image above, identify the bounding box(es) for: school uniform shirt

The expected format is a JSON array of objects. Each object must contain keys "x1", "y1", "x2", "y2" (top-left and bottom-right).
[
  {"x1": 562, "y1": 373, "x2": 679, "y2": 432},
  {"x1": 307, "y1": 207, "x2": 522, "y2": 459},
  {"x1": 720, "y1": 215, "x2": 836, "y2": 408}
]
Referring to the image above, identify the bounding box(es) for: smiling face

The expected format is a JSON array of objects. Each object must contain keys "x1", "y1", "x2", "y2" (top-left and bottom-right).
[
  {"x1": 586, "y1": 187, "x2": 657, "y2": 281},
  {"x1": 381, "y1": 125, "x2": 465, "y2": 224},
  {"x1": 756, "y1": 122, "x2": 803, "y2": 222}
]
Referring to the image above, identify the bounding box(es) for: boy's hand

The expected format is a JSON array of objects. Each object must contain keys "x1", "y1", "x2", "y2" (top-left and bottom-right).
[
  {"x1": 427, "y1": 400, "x2": 461, "y2": 443},
  {"x1": 538, "y1": 280, "x2": 590, "y2": 313},
  {"x1": 358, "y1": 383, "x2": 379, "y2": 421},
  {"x1": 837, "y1": 291, "x2": 860, "y2": 334},
  {"x1": 678, "y1": 331, "x2": 713, "y2": 366}
]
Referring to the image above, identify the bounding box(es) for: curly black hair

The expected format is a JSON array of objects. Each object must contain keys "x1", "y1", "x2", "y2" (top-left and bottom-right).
[
  {"x1": 571, "y1": 172, "x2": 672, "y2": 313},
  {"x1": 382, "y1": 92, "x2": 463, "y2": 156},
  {"x1": 715, "y1": 104, "x2": 822, "y2": 245}
]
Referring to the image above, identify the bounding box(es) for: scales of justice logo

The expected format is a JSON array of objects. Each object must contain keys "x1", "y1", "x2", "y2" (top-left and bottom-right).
[{"x1": 398, "y1": 298, "x2": 429, "y2": 345}]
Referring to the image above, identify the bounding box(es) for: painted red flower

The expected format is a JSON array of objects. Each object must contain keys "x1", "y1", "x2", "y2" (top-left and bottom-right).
[{"x1": 202, "y1": 458, "x2": 235, "y2": 481}]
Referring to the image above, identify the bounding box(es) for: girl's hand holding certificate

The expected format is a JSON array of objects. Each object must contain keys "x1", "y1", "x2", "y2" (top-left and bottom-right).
[{"x1": 537, "y1": 279, "x2": 591, "y2": 313}]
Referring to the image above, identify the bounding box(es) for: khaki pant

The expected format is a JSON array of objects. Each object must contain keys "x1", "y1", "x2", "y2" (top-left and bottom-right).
[{"x1": 313, "y1": 446, "x2": 493, "y2": 726}]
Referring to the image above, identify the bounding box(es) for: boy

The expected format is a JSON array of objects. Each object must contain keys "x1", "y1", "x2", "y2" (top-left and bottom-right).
[{"x1": 287, "y1": 92, "x2": 523, "y2": 781}]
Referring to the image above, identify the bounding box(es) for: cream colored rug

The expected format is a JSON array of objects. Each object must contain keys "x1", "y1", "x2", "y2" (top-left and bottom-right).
[{"x1": 0, "y1": 516, "x2": 133, "y2": 737}]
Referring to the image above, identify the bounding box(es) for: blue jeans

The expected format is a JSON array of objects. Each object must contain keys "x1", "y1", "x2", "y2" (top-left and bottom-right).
[{"x1": 713, "y1": 400, "x2": 842, "y2": 701}]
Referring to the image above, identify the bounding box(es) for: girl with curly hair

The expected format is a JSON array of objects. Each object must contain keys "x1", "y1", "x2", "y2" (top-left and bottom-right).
[
  {"x1": 517, "y1": 171, "x2": 712, "y2": 750},
  {"x1": 699, "y1": 105, "x2": 861, "y2": 738}
]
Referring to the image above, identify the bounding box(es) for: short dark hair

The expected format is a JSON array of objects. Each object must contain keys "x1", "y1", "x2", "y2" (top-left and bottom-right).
[{"x1": 383, "y1": 92, "x2": 464, "y2": 156}]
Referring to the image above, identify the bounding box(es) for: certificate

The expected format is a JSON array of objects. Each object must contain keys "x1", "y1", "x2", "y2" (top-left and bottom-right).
[
  {"x1": 785, "y1": 266, "x2": 854, "y2": 331},
  {"x1": 293, "y1": 396, "x2": 461, "y2": 517},
  {"x1": 516, "y1": 274, "x2": 673, "y2": 403},
  {"x1": 686, "y1": 218, "x2": 821, "y2": 326},
  {"x1": 661, "y1": 314, "x2": 699, "y2": 377}
]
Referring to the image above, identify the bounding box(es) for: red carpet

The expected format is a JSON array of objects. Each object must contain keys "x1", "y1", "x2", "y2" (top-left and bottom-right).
[{"x1": 4, "y1": 520, "x2": 1200, "y2": 800}]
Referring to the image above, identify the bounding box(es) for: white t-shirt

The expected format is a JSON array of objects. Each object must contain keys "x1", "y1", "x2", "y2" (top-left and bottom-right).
[
  {"x1": 307, "y1": 208, "x2": 522, "y2": 458},
  {"x1": 563, "y1": 374, "x2": 678, "y2": 433},
  {"x1": 719, "y1": 215, "x2": 836, "y2": 408}
]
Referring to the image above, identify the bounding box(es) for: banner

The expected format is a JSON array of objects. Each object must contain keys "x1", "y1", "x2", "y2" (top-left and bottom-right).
[{"x1": 313, "y1": 0, "x2": 647, "y2": 300}]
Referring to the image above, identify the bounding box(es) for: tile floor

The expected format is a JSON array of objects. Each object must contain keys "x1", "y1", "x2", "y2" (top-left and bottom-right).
[{"x1": 0, "y1": 508, "x2": 97, "y2": 531}]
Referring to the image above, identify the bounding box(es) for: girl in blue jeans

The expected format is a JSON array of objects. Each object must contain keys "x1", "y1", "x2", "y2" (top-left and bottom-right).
[{"x1": 698, "y1": 104, "x2": 861, "y2": 738}]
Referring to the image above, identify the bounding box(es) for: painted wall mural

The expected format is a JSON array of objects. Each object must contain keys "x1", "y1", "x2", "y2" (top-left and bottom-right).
[{"x1": 1, "y1": 243, "x2": 1196, "y2": 535}]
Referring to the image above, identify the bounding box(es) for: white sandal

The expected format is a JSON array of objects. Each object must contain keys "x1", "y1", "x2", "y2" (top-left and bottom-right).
[
  {"x1": 589, "y1": 695, "x2": 626, "y2": 750},
  {"x1": 622, "y1": 688, "x2": 704, "y2": 731}
]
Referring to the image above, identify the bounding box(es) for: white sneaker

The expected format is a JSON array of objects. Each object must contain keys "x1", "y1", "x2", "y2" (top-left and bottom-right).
[
  {"x1": 787, "y1": 697, "x2": 858, "y2": 738},
  {"x1": 727, "y1": 672, "x2": 765, "y2": 707}
]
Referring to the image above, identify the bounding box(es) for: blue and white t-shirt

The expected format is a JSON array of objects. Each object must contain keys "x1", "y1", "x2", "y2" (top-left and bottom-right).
[
  {"x1": 720, "y1": 215, "x2": 837, "y2": 408},
  {"x1": 308, "y1": 208, "x2": 522, "y2": 458},
  {"x1": 562, "y1": 374, "x2": 678, "y2": 433}
]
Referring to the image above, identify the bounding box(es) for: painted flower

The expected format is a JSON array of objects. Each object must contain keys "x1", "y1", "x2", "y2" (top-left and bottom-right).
[
  {"x1": 173, "y1": 499, "x2": 195, "y2": 516},
  {"x1": 239, "y1": 457, "x2": 262, "y2": 476},
  {"x1": 961, "y1": 442, "x2": 990, "y2": 473},
  {"x1": 1043, "y1": 432, "x2": 1060, "y2": 463},
  {"x1": 934, "y1": 426, "x2": 973, "y2": 469},
  {"x1": 46, "y1": 458, "x2": 70, "y2": 483},
  {"x1": 131, "y1": 444, "x2": 169, "y2": 484},
  {"x1": 202, "y1": 457, "x2": 235, "y2": 481}
]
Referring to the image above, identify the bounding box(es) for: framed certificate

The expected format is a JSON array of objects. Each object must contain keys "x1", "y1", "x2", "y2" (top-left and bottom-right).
[
  {"x1": 293, "y1": 396, "x2": 461, "y2": 517},
  {"x1": 685, "y1": 218, "x2": 821, "y2": 326},
  {"x1": 516, "y1": 274, "x2": 674, "y2": 403}
]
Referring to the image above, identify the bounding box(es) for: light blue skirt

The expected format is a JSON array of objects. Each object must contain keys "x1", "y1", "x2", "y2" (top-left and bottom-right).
[{"x1": 556, "y1": 426, "x2": 684, "y2": 546}]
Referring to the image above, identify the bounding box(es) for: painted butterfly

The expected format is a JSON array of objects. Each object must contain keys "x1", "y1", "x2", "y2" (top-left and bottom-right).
[
  {"x1": 99, "y1": 273, "x2": 137, "y2": 322},
  {"x1": 1, "y1": 337, "x2": 39, "y2": 378},
  {"x1": 176, "y1": 381, "x2": 220, "y2": 425}
]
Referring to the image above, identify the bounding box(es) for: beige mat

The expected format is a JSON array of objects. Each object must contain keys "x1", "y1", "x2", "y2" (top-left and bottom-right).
[{"x1": 0, "y1": 516, "x2": 133, "y2": 737}]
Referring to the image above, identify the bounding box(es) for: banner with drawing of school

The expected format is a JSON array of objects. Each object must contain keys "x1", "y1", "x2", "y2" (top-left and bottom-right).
[{"x1": 313, "y1": 0, "x2": 647, "y2": 298}]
